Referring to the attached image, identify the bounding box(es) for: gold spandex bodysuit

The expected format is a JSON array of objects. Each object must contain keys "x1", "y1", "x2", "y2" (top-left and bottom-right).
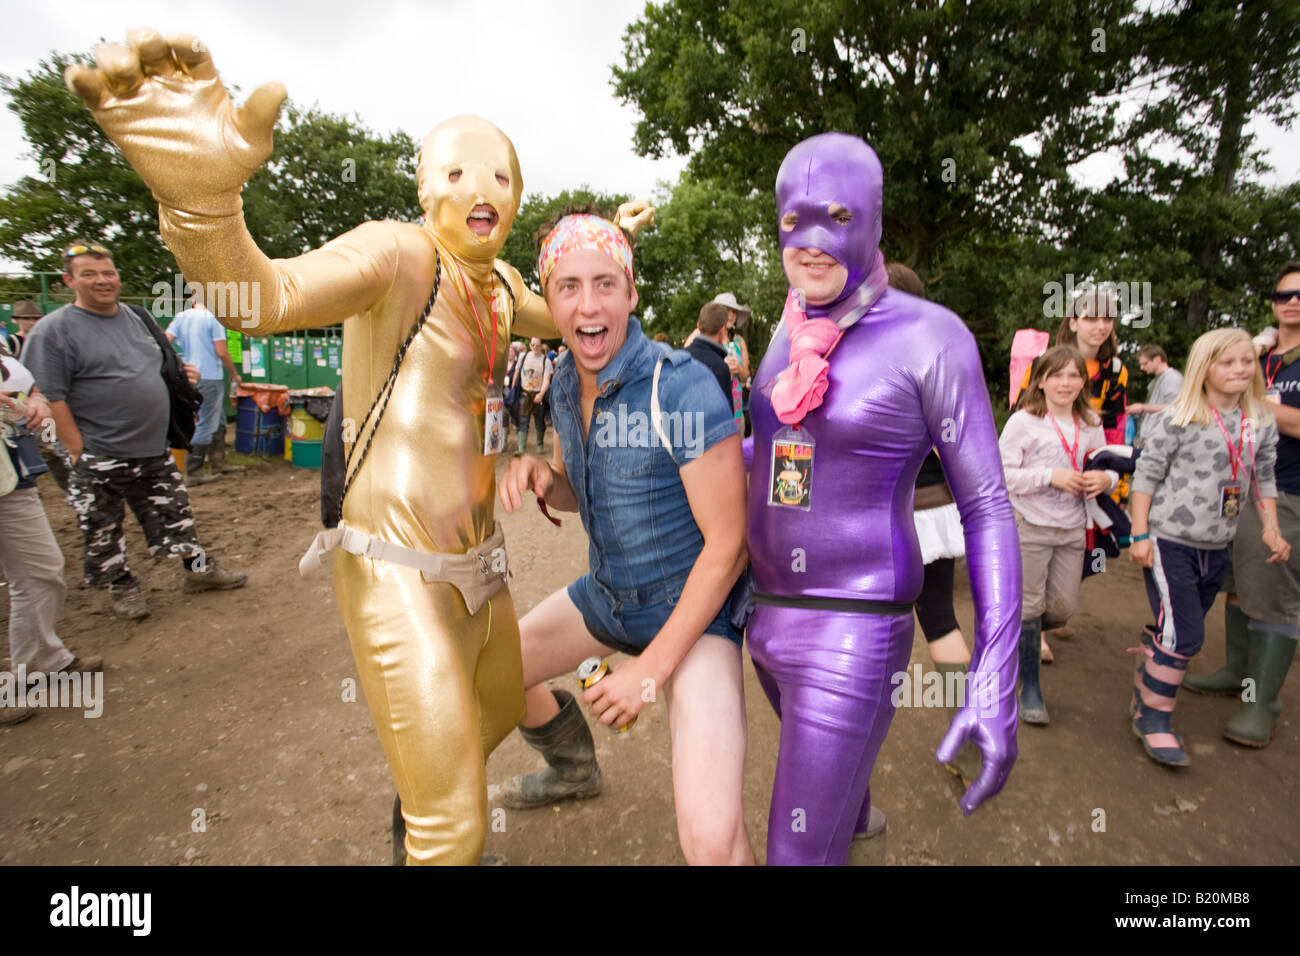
[{"x1": 168, "y1": 119, "x2": 553, "y2": 865}]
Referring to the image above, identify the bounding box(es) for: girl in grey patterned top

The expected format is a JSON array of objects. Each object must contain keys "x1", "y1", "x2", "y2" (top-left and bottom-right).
[{"x1": 1126, "y1": 328, "x2": 1289, "y2": 767}]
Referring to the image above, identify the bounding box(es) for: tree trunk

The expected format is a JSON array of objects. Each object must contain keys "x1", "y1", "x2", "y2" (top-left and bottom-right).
[{"x1": 1187, "y1": 4, "x2": 1255, "y2": 330}]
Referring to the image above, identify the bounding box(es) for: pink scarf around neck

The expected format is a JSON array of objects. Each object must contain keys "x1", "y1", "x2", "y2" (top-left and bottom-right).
[{"x1": 769, "y1": 289, "x2": 845, "y2": 425}]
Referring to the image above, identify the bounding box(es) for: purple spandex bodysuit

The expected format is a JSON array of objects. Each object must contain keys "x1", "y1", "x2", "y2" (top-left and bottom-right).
[{"x1": 746, "y1": 133, "x2": 1022, "y2": 865}]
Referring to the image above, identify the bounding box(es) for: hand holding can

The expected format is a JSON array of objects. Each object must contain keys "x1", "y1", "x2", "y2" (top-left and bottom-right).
[{"x1": 577, "y1": 657, "x2": 637, "y2": 733}]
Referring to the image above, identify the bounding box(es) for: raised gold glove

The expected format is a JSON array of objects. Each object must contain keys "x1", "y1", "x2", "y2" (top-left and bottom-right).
[
  {"x1": 615, "y1": 199, "x2": 656, "y2": 240},
  {"x1": 64, "y1": 28, "x2": 286, "y2": 216}
]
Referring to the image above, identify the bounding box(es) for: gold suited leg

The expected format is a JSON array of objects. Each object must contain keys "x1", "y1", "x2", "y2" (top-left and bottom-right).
[{"x1": 334, "y1": 552, "x2": 525, "y2": 866}]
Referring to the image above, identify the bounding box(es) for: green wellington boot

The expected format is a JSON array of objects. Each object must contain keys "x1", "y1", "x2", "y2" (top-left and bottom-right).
[
  {"x1": 1223, "y1": 628, "x2": 1297, "y2": 748},
  {"x1": 501, "y1": 689, "x2": 602, "y2": 809},
  {"x1": 934, "y1": 662, "x2": 983, "y2": 785},
  {"x1": 1185, "y1": 603, "x2": 1249, "y2": 696}
]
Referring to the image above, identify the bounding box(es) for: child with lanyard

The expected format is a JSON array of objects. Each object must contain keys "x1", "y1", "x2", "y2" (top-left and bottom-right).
[
  {"x1": 1128, "y1": 328, "x2": 1289, "y2": 767},
  {"x1": 1000, "y1": 346, "x2": 1117, "y2": 725}
]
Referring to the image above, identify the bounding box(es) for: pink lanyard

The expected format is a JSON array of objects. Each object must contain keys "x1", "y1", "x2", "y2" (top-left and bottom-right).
[
  {"x1": 1210, "y1": 408, "x2": 1253, "y2": 482},
  {"x1": 1048, "y1": 415, "x2": 1080, "y2": 471}
]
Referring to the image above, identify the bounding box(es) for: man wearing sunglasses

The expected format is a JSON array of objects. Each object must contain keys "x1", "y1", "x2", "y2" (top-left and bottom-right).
[
  {"x1": 1192, "y1": 262, "x2": 1300, "y2": 747},
  {"x1": 20, "y1": 242, "x2": 247, "y2": 620}
]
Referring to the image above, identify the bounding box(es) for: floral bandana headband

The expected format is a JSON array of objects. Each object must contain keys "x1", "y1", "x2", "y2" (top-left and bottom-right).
[{"x1": 537, "y1": 215, "x2": 634, "y2": 290}]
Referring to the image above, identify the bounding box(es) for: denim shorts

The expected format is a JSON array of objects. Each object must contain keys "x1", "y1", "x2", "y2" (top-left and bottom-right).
[{"x1": 568, "y1": 573, "x2": 742, "y2": 656}]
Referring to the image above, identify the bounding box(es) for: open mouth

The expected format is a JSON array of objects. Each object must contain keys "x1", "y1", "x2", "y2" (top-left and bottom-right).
[
  {"x1": 574, "y1": 324, "x2": 608, "y2": 356},
  {"x1": 467, "y1": 204, "x2": 499, "y2": 237}
]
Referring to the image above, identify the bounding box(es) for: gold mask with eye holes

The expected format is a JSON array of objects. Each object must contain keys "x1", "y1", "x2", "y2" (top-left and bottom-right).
[{"x1": 417, "y1": 116, "x2": 523, "y2": 266}]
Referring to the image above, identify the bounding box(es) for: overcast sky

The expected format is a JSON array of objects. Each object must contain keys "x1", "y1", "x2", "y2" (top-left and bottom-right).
[
  {"x1": 2, "y1": 0, "x2": 1296, "y2": 241},
  {"x1": 1, "y1": 0, "x2": 692, "y2": 208}
]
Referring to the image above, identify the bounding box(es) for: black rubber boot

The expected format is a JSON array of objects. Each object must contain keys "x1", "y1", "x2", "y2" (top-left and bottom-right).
[
  {"x1": 209, "y1": 427, "x2": 245, "y2": 474},
  {"x1": 501, "y1": 689, "x2": 602, "y2": 809},
  {"x1": 934, "y1": 662, "x2": 983, "y2": 784},
  {"x1": 390, "y1": 794, "x2": 508, "y2": 866},
  {"x1": 186, "y1": 444, "x2": 220, "y2": 485},
  {"x1": 391, "y1": 793, "x2": 406, "y2": 866},
  {"x1": 1185, "y1": 603, "x2": 1249, "y2": 696},
  {"x1": 1018, "y1": 618, "x2": 1049, "y2": 725}
]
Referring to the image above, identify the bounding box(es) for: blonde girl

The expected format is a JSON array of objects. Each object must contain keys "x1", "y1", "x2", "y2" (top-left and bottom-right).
[{"x1": 1128, "y1": 328, "x2": 1289, "y2": 767}]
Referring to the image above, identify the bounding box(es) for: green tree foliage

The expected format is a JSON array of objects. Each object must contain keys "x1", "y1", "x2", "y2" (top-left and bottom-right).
[
  {"x1": 1071, "y1": 0, "x2": 1300, "y2": 369},
  {"x1": 1, "y1": 52, "x2": 421, "y2": 299},
  {"x1": 243, "y1": 105, "x2": 421, "y2": 260},
  {"x1": 614, "y1": 0, "x2": 1135, "y2": 273},
  {"x1": 0, "y1": 52, "x2": 171, "y2": 293},
  {"x1": 635, "y1": 178, "x2": 786, "y2": 350}
]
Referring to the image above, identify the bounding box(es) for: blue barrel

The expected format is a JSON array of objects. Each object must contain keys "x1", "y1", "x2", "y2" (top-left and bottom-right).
[{"x1": 234, "y1": 396, "x2": 285, "y2": 456}]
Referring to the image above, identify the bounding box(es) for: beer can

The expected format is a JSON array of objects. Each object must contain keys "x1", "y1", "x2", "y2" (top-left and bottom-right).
[{"x1": 575, "y1": 656, "x2": 636, "y2": 733}]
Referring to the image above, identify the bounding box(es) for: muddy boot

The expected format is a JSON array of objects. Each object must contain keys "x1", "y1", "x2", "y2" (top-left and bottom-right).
[
  {"x1": 1018, "y1": 618, "x2": 1049, "y2": 725},
  {"x1": 187, "y1": 444, "x2": 221, "y2": 485},
  {"x1": 209, "y1": 428, "x2": 245, "y2": 474},
  {"x1": 1185, "y1": 603, "x2": 1249, "y2": 696},
  {"x1": 935, "y1": 662, "x2": 983, "y2": 785},
  {"x1": 501, "y1": 689, "x2": 602, "y2": 809},
  {"x1": 182, "y1": 557, "x2": 248, "y2": 593},
  {"x1": 1223, "y1": 628, "x2": 1297, "y2": 748},
  {"x1": 109, "y1": 576, "x2": 150, "y2": 620},
  {"x1": 35, "y1": 655, "x2": 105, "y2": 680}
]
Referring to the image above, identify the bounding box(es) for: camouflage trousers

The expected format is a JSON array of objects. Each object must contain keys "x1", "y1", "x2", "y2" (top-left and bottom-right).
[{"x1": 68, "y1": 450, "x2": 203, "y2": 587}]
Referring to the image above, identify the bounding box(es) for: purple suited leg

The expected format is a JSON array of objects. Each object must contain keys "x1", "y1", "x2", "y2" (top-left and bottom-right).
[{"x1": 748, "y1": 604, "x2": 914, "y2": 866}]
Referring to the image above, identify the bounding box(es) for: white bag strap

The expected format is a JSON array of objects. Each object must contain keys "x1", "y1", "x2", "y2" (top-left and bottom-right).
[{"x1": 650, "y1": 355, "x2": 677, "y2": 464}]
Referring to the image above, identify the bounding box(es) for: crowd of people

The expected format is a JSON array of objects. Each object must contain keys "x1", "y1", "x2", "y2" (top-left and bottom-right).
[
  {"x1": 1, "y1": 30, "x2": 1294, "y2": 867},
  {"x1": 996, "y1": 267, "x2": 1300, "y2": 768}
]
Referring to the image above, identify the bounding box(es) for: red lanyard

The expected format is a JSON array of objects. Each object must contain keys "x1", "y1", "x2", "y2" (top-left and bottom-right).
[
  {"x1": 1210, "y1": 407, "x2": 1253, "y2": 481},
  {"x1": 1048, "y1": 414, "x2": 1080, "y2": 471},
  {"x1": 1265, "y1": 351, "x2": 1284, "y2": 390},
  {"x1": 451, "y1": 259, "x2": 498, "y2": 384}
]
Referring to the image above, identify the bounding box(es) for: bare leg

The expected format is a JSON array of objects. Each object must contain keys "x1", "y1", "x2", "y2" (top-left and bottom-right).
[
  {"x1": 518, "y1": 587, "x2": 608, "y2": 727},
  {"x1": 927, "y1": 628, "x2": 971, "y2": 665},
  {"x1": 662, "y1": 635, "x2": 755, "y2": 865}
]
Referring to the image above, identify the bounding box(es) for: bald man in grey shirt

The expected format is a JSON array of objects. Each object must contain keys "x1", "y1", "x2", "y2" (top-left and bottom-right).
[{"x1": 22, "y1": 243, "x2": 245, "y2": 619}]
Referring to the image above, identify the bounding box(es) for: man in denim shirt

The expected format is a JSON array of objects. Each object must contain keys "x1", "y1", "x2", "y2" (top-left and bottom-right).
[{"x1": 498, "y1": 209, "x2": 752, "y2": 864}]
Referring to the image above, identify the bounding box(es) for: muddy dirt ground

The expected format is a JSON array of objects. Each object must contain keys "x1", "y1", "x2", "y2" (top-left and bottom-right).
[{"x1": 2, "y1": 435, "x2": 1296, "y2": 866}]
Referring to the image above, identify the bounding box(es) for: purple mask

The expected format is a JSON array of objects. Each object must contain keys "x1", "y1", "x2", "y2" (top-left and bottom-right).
[{"x1": 775, "y1": 133, "x2": 886, "y2": 316}]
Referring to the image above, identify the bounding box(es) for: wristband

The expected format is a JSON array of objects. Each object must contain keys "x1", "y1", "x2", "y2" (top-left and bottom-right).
[{"x1": 1130, "y1": 533, "x2": 1150, "y2": 543}]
